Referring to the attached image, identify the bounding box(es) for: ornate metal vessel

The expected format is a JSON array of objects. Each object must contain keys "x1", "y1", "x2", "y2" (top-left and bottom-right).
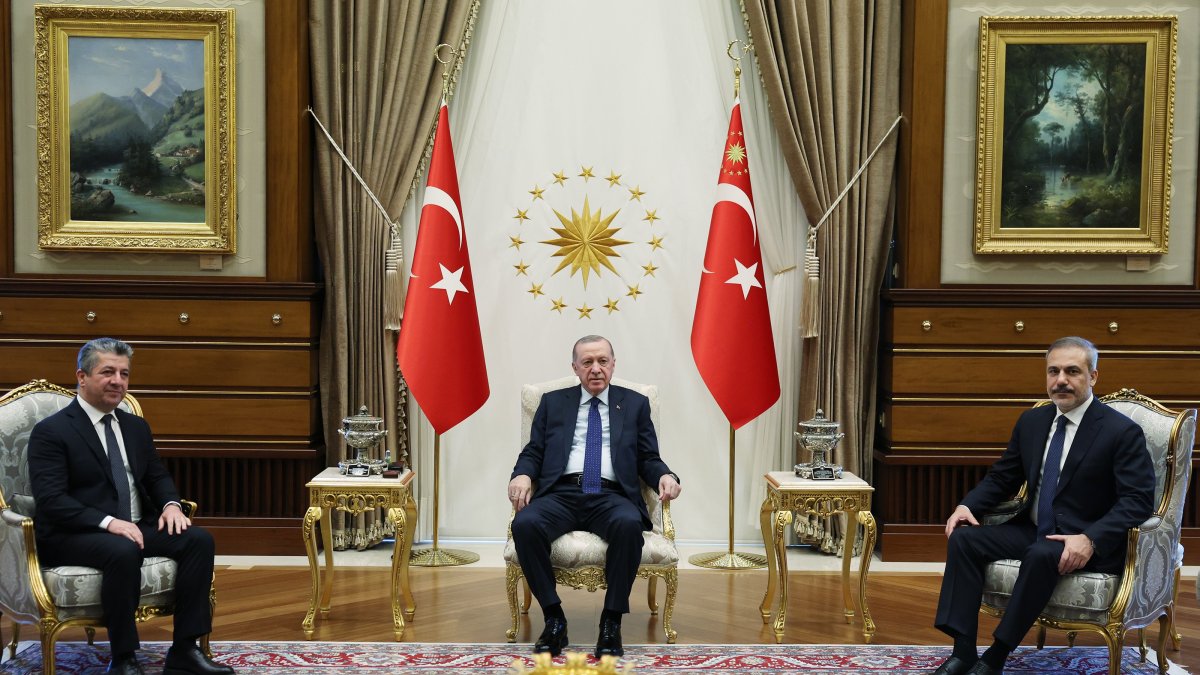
[
  {"x1": 337, "y1": 405, "x2": 388, "y2": 476},
  {"x1": 794, "y1": 409, "x2": 844, "y2": 480}
]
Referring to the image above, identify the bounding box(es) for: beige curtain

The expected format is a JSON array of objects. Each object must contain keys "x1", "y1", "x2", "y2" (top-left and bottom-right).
[
  {"x1": 744, "y1": 0, "x2": 900, "y2": 553},
  {"x1": 310, "y1": 0, "x2": 477, "y2": 549}
]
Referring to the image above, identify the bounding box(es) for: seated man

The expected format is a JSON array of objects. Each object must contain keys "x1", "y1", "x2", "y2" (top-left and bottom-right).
[
  {"x1": 930, "y1": 336, "x2": 1154, "y2": 675},
  {"x1": 507, "y1": 335, "x2": 681, "y2": 658},
  {"x1": 29, "y1": 338, "x2": 234, "y2": 675}
]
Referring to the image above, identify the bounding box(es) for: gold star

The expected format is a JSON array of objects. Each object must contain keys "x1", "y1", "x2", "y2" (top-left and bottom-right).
[
  {"x1": 626, "y1": 284, "x2": 643, "y2": 300},
  {"x1": 541, "y1": 196, "x2": 630, "y2": 288},
  {"x1": 550, "y1": 297, "x2": 567, "y2": 313},
  {"x1": 648, "y1": 234, "x2": 665, "y2": 251},
  {"x1": 642, "y1": 262, "x2": 659, "y2": 277},
  {"x1": 513, "y1": 208, "x2": 530, "y2": 222},
  {"x1": 577, "y1": 303, "x2": 593, "y2": 319},
  {"x1": 513, "y1": 261, "x2": 529, "y2": 276},
  {"x1": 642, "y1": 209, "x2": 660, "y2": 225},
  {"x1": 627, "y1": 185, "x2": 645, "y2": 201},
  {"x1": 528, "y1": 282, "x2": 544, "y2": 298},
  {"x1": 509, "y1": 235, "x2": 525, "y2": 250},
  {"x1": 552, "y1": 171, "x2": 568, "y2": 186},
  {"x1": 604, "y1": 298, "x2": 620, "y2": 314},
  {"x1": 605, "y1": 171, "x2": 622, "y2": 187},
  {"x1": 725, "y1": 142, "x2": 747, "y2": 165},
  {"x1": 529, "y1": 184, "x2": 545, "y2": 200},
  {"x1": 578, "y1": 166, "x2": 595, "y2": 181}
]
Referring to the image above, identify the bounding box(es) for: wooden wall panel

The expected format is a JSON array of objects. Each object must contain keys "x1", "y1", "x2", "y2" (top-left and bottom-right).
[
  {"x1": 135, "y1": 395, "x2": 314, "y2": 438},
  {"x1": 0, "y1": 297, "x2": 312, "y2": 338}
]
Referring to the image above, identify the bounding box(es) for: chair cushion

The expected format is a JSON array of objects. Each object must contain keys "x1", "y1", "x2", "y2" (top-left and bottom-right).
[
  {"x1": 983, "y1": 558, "x2": 1120, "y2": 623},
  {"x1": 42, "y1": 557, "x2": 178, "y2": 618},
  {"x1": 503, "y1": 530, "x2": 678, "y2": 568}
]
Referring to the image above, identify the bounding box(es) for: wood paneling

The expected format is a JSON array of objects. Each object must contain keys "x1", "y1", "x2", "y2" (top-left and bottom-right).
[
  {"x1": 137, "y1": 395, "x2": 315, "y2": 438},
  {"x1": 893, "y1": 307, "x2": 1200, "y2": 346},
  {"x1": 0, "y1": 297, "x2": 312, "y2": 338}
]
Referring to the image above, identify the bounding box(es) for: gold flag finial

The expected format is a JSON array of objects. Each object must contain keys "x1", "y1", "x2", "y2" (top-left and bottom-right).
[
  {"x1": 726, "y1": 39, "x2": 750, "y2": 99},
  {"x1": 434, "y1": 43, "x2": 457, "y2": 98}
]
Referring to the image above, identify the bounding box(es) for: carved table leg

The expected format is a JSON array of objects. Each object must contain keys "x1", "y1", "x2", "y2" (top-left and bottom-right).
[
  {"x1": 758, "y1": 497, "x2": 776, "y2": 623},
  {"x1": 301, "y1": 505, "x2": 323, "y2": 639},
  {"x1": 319, "y1": 504, "x2": 335, "y2": 615},
  {"x1": 770, "y1": 509, "x2": 792, "y2": 643},
  {"x1": 387, "y1": 507, "x2": 407, "y2": 640},
  {"x1": 857, "y1": 510, "x2": 877, "y2": 643},
  {"x1": 842, "y1": 508, "x2": 858, "y2": 623},
  {"x1": 400, "y1": 491, "x2": 418, "y2": 620}
]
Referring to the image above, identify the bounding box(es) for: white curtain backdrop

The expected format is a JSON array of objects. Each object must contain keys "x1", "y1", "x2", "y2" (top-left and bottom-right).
[{"x1": 403, "y1": 0, "x2": 807, "y2": 546}]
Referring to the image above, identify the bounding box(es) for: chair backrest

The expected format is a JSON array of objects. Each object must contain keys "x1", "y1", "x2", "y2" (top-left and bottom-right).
[
  {"x1": 520, "y1": 376, "x2": 666, "y2": 533},
  {"x1": 1099, "y1": 388, "x2": 1196, "y2": 542},
  {"x1": 0, "y1": 379, "x2": 141, "y2": 517}
]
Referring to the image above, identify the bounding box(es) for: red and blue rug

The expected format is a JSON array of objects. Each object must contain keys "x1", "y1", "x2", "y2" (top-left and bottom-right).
[{"x1": 0, "y1": 641, "x2": 1187, "y2": 674}]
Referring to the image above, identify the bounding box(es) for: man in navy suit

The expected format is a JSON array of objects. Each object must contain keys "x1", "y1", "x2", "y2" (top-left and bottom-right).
[
  {"x1": 29, "y1": 338, "x2": 233, "y2": 675},
  {"x1": 930, "y1": 336, "x2": 1154, "y2": 675},
  {"x1": 508, "y1": 335, "x2": 681, "y2": 658}
]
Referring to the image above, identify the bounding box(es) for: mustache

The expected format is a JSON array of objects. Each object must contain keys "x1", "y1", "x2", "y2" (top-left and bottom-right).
[{"x1": 1051, "y1": 386, "x2": 1074, "y2": 394}]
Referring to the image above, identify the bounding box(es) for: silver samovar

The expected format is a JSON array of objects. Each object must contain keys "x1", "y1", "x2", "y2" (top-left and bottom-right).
[
  {"x1": 337, "y1": 405, "x2": 388, "y2": 477},
  {"x1": 793, "y1": 409, "x2": 844, "y2": 480}
]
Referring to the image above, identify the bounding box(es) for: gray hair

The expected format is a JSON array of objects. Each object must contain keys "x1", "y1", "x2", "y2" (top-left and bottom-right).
[
  {"x1": 1047, "y1": 336, "x2": 1098, "y2": 372},
  {"x1": 572, "y1": 335, "x2": 614, "y2": 363},
  {"x1": 78, "y1": 338, "x2": 134, "y2": 373}
]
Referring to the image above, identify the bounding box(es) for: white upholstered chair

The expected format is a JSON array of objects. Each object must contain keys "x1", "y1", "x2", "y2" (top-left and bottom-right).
[
  {"x1": 0, "y1": 379, "x2": 212, "y2": 675},
  {"x1": 503, "y1": 376, "x2": 679, "y2": 644},
  {"x1": 979, "y1": 388, "x2": 1195, "y2": 675}
]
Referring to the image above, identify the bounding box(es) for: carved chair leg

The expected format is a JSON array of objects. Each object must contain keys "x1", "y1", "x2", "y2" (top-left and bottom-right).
[
  {"x1": 522, "y1": 579, "x2": 532, "y2": 614},
  {"x1": 85, "y1": 626, "x2": 96, "y2": 645},
  {"x1": 1103, "y1": 626, "x2": 1124, "y2": 675},
  {"x1": 662, "y1": 567, "x2": 678, "y2": 644},
  {"x1": 40, "y1": 628, "x2": 55, "y2": 675},
  {"x1": 203, "y1": 577, "x2": 216, "y2": 658},
  {"x1": 1138, "y1": 628, "x2": 1147, "y2": 662},
  {"x1": 1157, "y1": 614, "x2": 1170, "y2": 673},
  {"x1": 505, "y1": 564, "x2": 521, "y2": 642},
  {"x1": 6, "y1": 619, "x2": 18, "y2": 659},
  {"x1": 647, "y1": 575, "x2": 658, "y2": 614},
  {"x1": 1066, "y1": 630, "x2": 1076, "y2": 647},
  {"x1": 1036, "y1": 625, "x2": 1046, "y2": 649}
]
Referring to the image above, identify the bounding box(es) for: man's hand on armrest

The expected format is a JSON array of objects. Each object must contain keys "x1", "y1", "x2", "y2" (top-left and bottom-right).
[
  {"x1": 508, "y1": 475, "x2": 533, "y2": 512},
  {"x1": 158, "y1": 502, "x2": 191, "y2": 535},
  {"x1": 658, "y1": 473, "x2": 681, "y2": 502},
  {"x1": 944, "y1": 504, "x2": 978, "y2": 538}
]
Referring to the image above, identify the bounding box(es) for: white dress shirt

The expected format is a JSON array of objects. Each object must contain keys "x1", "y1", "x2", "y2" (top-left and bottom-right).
[
  {"x1": 1030, "y1": 395, "x2": 1093, "y2": 528},
  {"x1": 564, "y1": 385, "x2": 616, "y2": 482},
  {"x1": 77, "y1": 396, "x2": 142, "y2": 528}
]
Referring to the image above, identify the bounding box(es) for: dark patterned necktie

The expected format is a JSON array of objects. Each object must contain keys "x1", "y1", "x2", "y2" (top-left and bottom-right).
[
  {"x1": 103, "y1": 414, "x2": 133, "y2": 521},
  {"x1": 1036, "y1": 416, "x2": 1070, "y2": 538},
  {"x1": 582, "y1": 398, "x2": 602, "y2": 494}
]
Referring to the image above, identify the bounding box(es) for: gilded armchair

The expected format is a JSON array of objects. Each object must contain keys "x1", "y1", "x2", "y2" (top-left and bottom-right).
[
  {"x1": 503, "y1": 376, "x2": 679, "y2": 644},
  {"x1": 979, "y1": 388, "x2": 1195, "y2": 675},
  {"x1": 0, "y1": 379, "x2": 213, "y2": 675}
]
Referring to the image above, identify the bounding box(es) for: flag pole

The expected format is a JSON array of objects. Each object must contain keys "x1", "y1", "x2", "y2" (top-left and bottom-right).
[
  {"x1": 410, "y1": 433, "x2": 479, "y2": 566},
  {"x1": 408, "y1": 41, "x2": 480, "y2": 568},
  {"x1": 688, "y1": 424, "x2": 768, "y2": 569}
]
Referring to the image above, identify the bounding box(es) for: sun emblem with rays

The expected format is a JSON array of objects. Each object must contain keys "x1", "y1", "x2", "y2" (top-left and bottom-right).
[
  {"x1": 541, "y1": 197, "x2": 630, "y2": 288},
  {"x1": 507, "y1": 164, "x2": 666, "y2": 319}
]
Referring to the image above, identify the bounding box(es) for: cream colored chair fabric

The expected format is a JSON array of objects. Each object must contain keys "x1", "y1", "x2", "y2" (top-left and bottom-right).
[
  {"x1": 979, "y1": 389, "x2": 1195, "y2": 675},
  {"x1": 0, "y1": 380, "x2": 211, "y2": 674},
  {"x1": 503, "y1": 376, "x2": 678, "y2": 644}
]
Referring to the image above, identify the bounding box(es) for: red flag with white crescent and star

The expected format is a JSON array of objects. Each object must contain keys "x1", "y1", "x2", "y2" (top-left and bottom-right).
[
  {"x1": 396, "y1": 101, "x2": 489, "y2": 434},
  {"x1": 691, "y1": 100, "x2": 780, "y2": 429}
]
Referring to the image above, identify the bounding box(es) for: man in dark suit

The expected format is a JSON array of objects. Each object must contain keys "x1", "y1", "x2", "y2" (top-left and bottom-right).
[
  {"x1": 29, "y1": 338, "x2": 234, "y2": 675},
  {"x1": 930, "y1": 336, "x2": 1155, "y2": 675},
  {"x1": 508, "y1": 335, "x2": 681, "y2": 659}
]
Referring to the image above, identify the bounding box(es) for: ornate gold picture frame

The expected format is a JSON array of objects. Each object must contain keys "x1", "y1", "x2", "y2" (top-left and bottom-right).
[
  {"x1": 35, "y1": 5, "x2": 236, "y2": 252},
  {"x1": 974, "y1": 16, "x2": 1176, "y2": 255}
]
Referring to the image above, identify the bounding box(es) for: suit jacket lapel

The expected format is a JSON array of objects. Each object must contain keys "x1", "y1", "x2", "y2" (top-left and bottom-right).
[
  {"x1": 1025, "y1": 405, "x2": 1056, "y2": 489},
  {"x1": 609, "y1": 386, "x2": 625, "y2": 457},
  {"x1": 1055, "y1": 401, "x2": 1104, "y2": 495},
  {"x1": 558, "y1": 386, "x2": 582, "y2": 462},
  {"x1": 113, "y1": 409, "x2": 142, "y2": 478},
  {"x1": 64, "y1": 399, "x2": 110, "y2": 477}
]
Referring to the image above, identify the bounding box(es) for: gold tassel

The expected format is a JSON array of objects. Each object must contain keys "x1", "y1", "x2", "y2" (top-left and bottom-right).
[
  {"x1": 384, "y1": 232, "x2": 403, "y2": 331},
  {"x1": 799, "y1": 230, "x2": 820, "y2": 338}
]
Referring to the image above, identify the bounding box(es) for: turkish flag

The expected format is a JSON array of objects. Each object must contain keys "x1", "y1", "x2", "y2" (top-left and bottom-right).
[
  {"x1": 396, "y1": 101, "x2": 489, "y2": 434},
  {"x1": 691, "y1": 101, "x2": 780, "y2": 429}
]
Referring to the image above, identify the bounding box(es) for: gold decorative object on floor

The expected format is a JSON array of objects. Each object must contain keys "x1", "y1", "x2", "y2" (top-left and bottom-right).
[
  {"x1": 509, "y1": 652, "x2": 632, "y2": 674},
  {"x1": 687, "y1": 426, "x2": 768, "y2": 570}
]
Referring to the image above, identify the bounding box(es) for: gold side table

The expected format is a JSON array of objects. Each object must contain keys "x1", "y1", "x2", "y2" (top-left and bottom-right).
[
  {"x1": 301, "y1": 466, "x2": 418, "y2": 640},
  {"x1": 759, "y1": 471, "x2": 877, "y2": 643}
]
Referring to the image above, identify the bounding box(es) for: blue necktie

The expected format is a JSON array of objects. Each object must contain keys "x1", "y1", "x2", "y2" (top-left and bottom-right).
[
  {"x1": 1036, "y1": 416, "x2": 1070, "y2": 538},
  {"x1": 102, "y1": 414, "x2": 133, "y2": 521},
  {"x1": 582, "y1": 397, "x2": 602, "y2": 494}
]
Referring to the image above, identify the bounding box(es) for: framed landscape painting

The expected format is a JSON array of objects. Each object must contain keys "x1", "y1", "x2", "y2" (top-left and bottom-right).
[
  {"x1": 35, "y1": 5, "x2": 236, "y2": 252},
  {"x1": 973, "y1": 16, "x2": 1176, "y2": 254}
]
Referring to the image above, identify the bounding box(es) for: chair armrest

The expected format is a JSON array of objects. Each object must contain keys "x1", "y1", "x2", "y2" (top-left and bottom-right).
[
  {"x1": 0, "y1": 508, "x2": 53, "y2": 621},
  {"x1": 978, "y1": 497, "x2": 1025, "y2": 526},
  {"x1": 661, "y1": 498, "x2": 675, "y2": 542},
  {"x1": 1114, "y1": 519, "x2": 1175, "y2": 627},
  {"x1": 180, "y1": 499, "x2": 198, "y2": 518}
]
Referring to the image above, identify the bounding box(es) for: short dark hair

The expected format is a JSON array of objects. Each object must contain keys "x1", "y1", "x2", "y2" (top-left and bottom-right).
[
  {"x1": 572, "y1": 335, "x2": 613, "y2": 362},
  {"x1": 1047, "y1": 336, "x2": 1098, "y2": 371},
  {"x1": 78, "y1": 338, "x2": 134, "y2": 373}
]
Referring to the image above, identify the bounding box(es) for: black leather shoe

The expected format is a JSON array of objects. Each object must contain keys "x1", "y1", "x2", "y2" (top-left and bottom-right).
[
  {"x1": 930, "y1": 655, "x2": 976, "y2": 675},
  {"x1": 533, "y1": 617, "x2": 569, "y2": 657},
  {"x1": 106, "y1": 655, "x2": 146, "y2": 675},
  {"x1": 594, "y1": 617, "x2": 623, "y2": 658},
  {"x1": 965, "y1": 661, "x2": 1002, "y2": 675},
  {"x1": 163, "y1": 644, "x2": 235, "y2": 675}
]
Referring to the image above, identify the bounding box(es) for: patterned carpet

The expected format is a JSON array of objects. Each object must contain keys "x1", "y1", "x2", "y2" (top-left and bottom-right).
[{"x1": 0, "y1": 641, "x2": 1188, "y2": 674}]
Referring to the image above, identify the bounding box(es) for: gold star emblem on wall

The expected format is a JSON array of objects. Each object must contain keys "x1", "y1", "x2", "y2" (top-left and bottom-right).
[
  {"x1": 509, "y1": 235, "x2": 525, "y2": 249},
  {"x1": 643, "y1": 209, "x2": 660, "y2": 225},
  {"x1": 552, "y1": 171, "x2": 568, "y2": 186},
  {"x1": 550, "y1": 297, "x2": 567, "y2": 313},
  {"x1": 540, "y1": 196, "x2": 629, "y2": 288},
  {"x1": 648, "y1": 235, "x2": 664, "y2": 251},
  {"x1": 577, "y1": 303, "x2": 593, "y2": 319},
  {"x1": 626, "y1": 284, "x2": 642, "y2": 299},
  {"x1": 604, "y1": 298, "x2": 620, "y2": 314},
  {"x1": 606, "y1": 171, "x2": 622, "y2": 187},
  {"x1": 514, "y1": 208, "x2": 530, "y2": 222},
  {"x1": 529, "y1": 185, "x2": 546, "y2": 200},
  {"x1": 578, "y1": 166, "x2": 595, "y2": 181},
  {"x1": 627, "y1": 185, "x2": 645, "y2": 201},
  {"x1": 528, "y1": 282, "x2": 544, "y2": 298},
  {"x1": 513, "y1": 261, "x2": 529, "y2": 276}
]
